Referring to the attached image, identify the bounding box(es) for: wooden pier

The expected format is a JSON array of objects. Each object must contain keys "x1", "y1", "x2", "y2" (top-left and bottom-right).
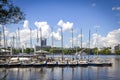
[{"x1": 0, "y1": 61, "x2": 112, "y2": 68}]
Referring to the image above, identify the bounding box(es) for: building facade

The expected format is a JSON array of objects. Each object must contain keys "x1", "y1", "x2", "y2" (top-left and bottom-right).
[
  {"x1": 114, "y1": 44, "x2": 120, "y2": 51},
  {"x1": 41, "y1": 38, "x2": 47, "y2": 47}
]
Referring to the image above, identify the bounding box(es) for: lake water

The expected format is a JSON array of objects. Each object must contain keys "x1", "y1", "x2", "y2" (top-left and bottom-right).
[{"x1": 0, "y1": 55, "x2": 120, "y2": 80}]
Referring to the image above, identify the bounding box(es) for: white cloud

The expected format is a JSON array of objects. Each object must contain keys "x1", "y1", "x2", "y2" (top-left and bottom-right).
[
  {"x1": 78, "y1": 28, "x2": 120, "y2": 48},
  {"x1": 57, "y1": 28, "x2": 61, "y2": 32},
  {"x1": 112, "y1": 6, "x2": 120, "y2": 11},
  {"x1": 51, "y1": 31, "x2": 61, "y2": 41},
  {"x1": 0, "y1": 26, "x2": 10, "y2": 47},
  {"x1": 57, "y1": 20, "x2": 73, "y2": 31},
  {"x1": 19, "y1": 29, "x2": 30, "y2": 43},
  {"x1": 34, "y1": 21, "x2": 51, "y2": 39},
  {"x1": 1, "y1": 20, "x2": 52, "y2": 48},
  {"x1": 23, "y1": 20, "x2": 29, "y2": 29},
  {"x1": 0, "y1": 26, "x2": 9, "y2": 37},
  {"x1": 4, "y1": 27, "x2": 9, "y2": 37},
  {"x1": 8, "y1": 20, "x2": 37, "y2": 48},
  {"x1": 9, "y1": 32, "x2": 16, "y2": 38},
  {"x1": 1, "y1": 20, "x2": 120, "y2": 49},
  {"x1": 91, "y1": 28, "x2": 120, "y2": 48},
  {"x1": 65, "y1": 44, "x2": 70, "y2": 48},
  {"x1": 69, "y1": 37, "x2": 78, "y2": 46},
  {"x1": 107, "y1": 29, "x2": 120, "y2": 44},
  {"x1": 78, "y1": 34, "x2": 84, "y2": 38}
]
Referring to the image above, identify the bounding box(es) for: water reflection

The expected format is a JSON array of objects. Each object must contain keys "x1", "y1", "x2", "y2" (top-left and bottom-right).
[{"x1": 0, "y1": 55, "x2": 120, "y2": 80}]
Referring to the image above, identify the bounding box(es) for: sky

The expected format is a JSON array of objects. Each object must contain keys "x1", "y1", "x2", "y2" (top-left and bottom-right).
[{"x1": 1, "y1": 0, "x2": 120, "y2": 49}]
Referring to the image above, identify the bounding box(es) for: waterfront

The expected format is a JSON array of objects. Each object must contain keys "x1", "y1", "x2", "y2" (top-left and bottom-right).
[{"x1": 0, "y1": 55, "x2": 120, "y2": 80}]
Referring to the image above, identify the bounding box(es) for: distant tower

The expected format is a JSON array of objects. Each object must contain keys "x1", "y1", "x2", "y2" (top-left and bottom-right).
[
  {"x1": 41, "y1": 38, "x2": 47, "y2": 47},
  {"x1": 115, "y1": 44, "x2": 120, "y2": 51}
]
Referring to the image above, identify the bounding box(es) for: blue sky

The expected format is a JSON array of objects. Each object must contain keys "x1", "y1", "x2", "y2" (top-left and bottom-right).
[
  {"x1": 13, "y1": 0, "x2": 120, "y2": 30},
  {"x1": 3, "y1": 0, "x2": 120, "y2": 48}
]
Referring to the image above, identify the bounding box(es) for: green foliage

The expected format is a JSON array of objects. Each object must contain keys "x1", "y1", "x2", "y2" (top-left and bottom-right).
[
  {"x1": 49, "y1": 48, "x2": 53, "y2": 54},
  {"x1": 99, "y1": 48, "x2": 111, "y2": 55},
  {"x1": 92, "y1": 47, "x2": 111, "y2": 55},
  {"x1": 98, "y1": 49, "x2": 104, "y2": 54},
  {"x1": 105, "y1": 48, "x2": 111, "y2": 54},
  {"x1": 9, "y1": 48, "x2": 22, "y2": 54},
  {"x1": 0, "y1": 0, "x2": 25, "y2": 25},
  {"x1": 23, "y1": 48, "x2": 34, "y2": 54},
  {"x1": 4, "y1": 47, "x2": 113, "y2": 55},
  {"x1": 24, "y1": 48, "x2": 30, "y2": 54},
  {"x1": 83, "y1": 48, "x2": 89, "y2": 54},
  {"x1": 64, "y1": 49, "x2": 69, "y2": 54},
  {"x1": 42, "y1": 47, "x2": 50, "y2": 52},
  {"x1": 115, "y1": 50, "x2": 120, "y2": 55},
  {"x1": 93, "y1": 47, "x2": 98, "y2": 54}
]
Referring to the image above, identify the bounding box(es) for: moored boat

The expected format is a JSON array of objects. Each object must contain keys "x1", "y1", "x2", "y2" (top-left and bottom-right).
[
  {"x1": 78, "y1": 59, "x2": 88, "y2": 66},
  {"x1": 68, "y1": 60, "x2": 77, "y2": 66},
  {"x1": 58, "y1": 60, "x2": 68, "y2": 66}
]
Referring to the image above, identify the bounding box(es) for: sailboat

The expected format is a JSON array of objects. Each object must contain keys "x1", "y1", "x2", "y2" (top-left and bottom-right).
[
  {"x1": 57, "y1": 27, "x2": 68, "y2": 66},
  {"x1": 87, "y1": 29, "x2": 104, "y2": 66},
  {"x1": 68, "y1": 28, "x2": 78, "y2": 66},
  {"x1": 76, "y1": 28, "x2": 88, "y2": 66},
  {"x1": 88, "y1": 29, "x2": 112, "y2": 66},
  {"x1": 77, "y1": 50, "x2": 88, "y2": 66}
]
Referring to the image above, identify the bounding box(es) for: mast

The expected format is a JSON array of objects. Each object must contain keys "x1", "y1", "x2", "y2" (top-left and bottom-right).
[
  {"x1": 51, "y1": 28, "x2": 54, "y2": 58},
  {"x1": 5, "y1": 34, "x2": 8, "y2": 50},
  {"x1": 76, "y1": 32, "x2": 78, "y2": 54},
  {"x1": 81, "y1": 28, "x2": 82, "y2": 49},
  {"x1": 96, "y1": 28, "x2": 98, "y2": 55},
  {"x1": 71, "y1": 28, "x2": 73, "y2": 49},
  {"x1": 12, "y1": 35, "x2": 15, "y2": 54},
  {"x1": 12, "y1": 35, "x2": 15, "y2": 51},
  {"x1": 88, "y1": 29, "x2": 91, "y2": 59},
  {"x1": 2, "y1": 26, "x2": 5, "y2": 49},
  {"x1": 35, "y1": 29, "x2": 38, "y2": 52},
  {"x1": 18, "y1": 27, "x2": 20, "y2": 53},
  {"x1": 80, "y1": 28, "x2": 82, "y2": 59},
  {"x1": 15, "y1": 32, "x2": 17, "y2": 49},
  {"x1": 37, "y1": 29, "x2": 39, "y2": 44},
  {"x1": 30, "y1": 28, "x2": 32, "y2": 54},
  {"x1": 10, "y1": 37, "x2": 12, "y2": 56},
  {"x1": 40, "y1": 28, "x2": 42, "y2": 50},
  {"x1": 61, "y1": 27, "x2": 64, "y2": 61}
]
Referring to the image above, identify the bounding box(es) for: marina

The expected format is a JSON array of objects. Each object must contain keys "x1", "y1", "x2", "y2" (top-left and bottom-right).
[
  {"x1": 0, "y1": 0, "x2": 120, "y2": 80},
  {"x1": 0, "y1": 55, "x2": 112, "y2": 68},
  {"x1": 0, "y1": 55, "x2": 119, "y2": 80}
]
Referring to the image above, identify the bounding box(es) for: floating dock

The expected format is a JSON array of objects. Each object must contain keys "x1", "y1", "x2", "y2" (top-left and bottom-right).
[{"x1": 0, "y1": 61, "x2": 112, "y2": 68}]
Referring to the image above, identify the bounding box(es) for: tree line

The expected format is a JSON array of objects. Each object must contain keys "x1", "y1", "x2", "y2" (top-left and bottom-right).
[{"x1": 1, "y1": 47, "x2": 120, "y2": 55}]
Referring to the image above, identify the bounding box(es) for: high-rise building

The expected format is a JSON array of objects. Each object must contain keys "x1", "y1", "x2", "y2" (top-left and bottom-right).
[
  {"x1": 115, "y1": 44, "x2": 120, "y2": 51},
  {"x1": 35, "y1": 38, "x2": 47, "y2": 51},
  {"x1": 41, "y1": 38, "x2": 47, "y2": 47}
]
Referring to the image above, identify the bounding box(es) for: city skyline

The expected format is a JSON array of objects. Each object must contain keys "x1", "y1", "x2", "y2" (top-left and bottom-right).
[{"x1": 0, "y1": 0, "x2": 120, "y2": 48}]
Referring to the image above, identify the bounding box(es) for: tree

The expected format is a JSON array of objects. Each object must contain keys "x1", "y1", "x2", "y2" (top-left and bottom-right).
[
  {"x1": 64, "y1": 49, "x2": 69, "y2": 54},
  {"x1": 0, "y1": 0, "x2": 25, "y2": 50},
  {"x1": 93, "y1": 47, "x2": 98, "y2": 55},
  {"x1": 49, "y1": 48, "x2": 53, "y2": 54},
  {"x1": 115, "y1": 50, "x2": 120, "y2": 55},
  {"x1": 0, "y1": 0, "x2": 25, "y2": 24},
  {"x1": 98, "y1": 48, "x2": 111, "y2": 55},
  {"x1": 24, "y1": 48, "x2": 30, "y2": 54},
  {"x1": 104, "y1": 48, "x2": 111, "y2": 55}
]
